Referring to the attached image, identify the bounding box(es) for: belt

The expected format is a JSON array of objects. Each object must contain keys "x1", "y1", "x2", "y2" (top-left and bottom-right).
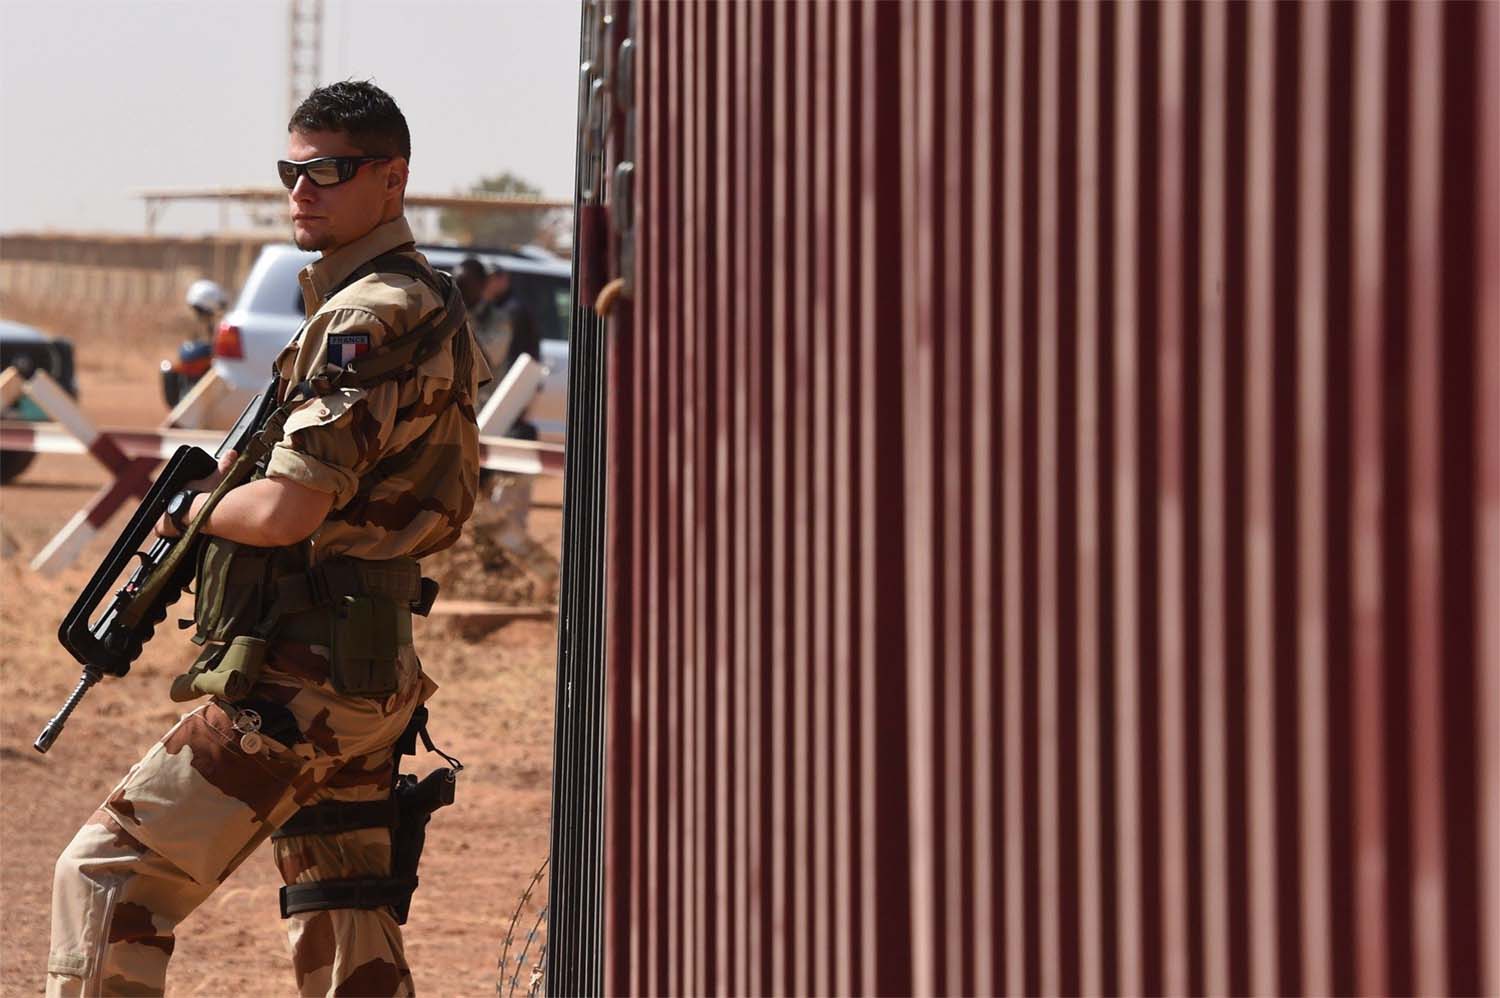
[{"x1": 273, "y1": 556, "x2": 424, "y2": 612}]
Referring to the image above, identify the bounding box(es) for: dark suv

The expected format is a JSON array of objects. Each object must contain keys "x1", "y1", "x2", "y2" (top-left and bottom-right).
[{"x1": 0, "y1": 319, "x2": 78, "y2": 483}]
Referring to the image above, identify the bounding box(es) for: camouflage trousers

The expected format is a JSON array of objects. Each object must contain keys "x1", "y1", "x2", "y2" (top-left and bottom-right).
[{"x1": 47, "y1": 639, "x2": 436, "y2": 997}]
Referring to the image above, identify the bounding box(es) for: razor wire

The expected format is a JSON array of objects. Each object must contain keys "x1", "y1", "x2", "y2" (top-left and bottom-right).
[{"x1": 496, "y1": 858, "x2": 550, "y2": 997}]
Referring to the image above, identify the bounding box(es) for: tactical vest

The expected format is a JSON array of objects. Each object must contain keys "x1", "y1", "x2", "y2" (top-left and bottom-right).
[{"x1": 125, "y1": 247, "x2": 472, "y2": 702}]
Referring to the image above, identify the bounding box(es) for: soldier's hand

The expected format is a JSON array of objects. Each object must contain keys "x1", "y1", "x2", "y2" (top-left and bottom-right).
[
  {"x1": 155, "y1": 450, "x2": 237, "y2": 538},
  {"x1": 187, "y1": 449, "x2": 239, "y2": 492}
]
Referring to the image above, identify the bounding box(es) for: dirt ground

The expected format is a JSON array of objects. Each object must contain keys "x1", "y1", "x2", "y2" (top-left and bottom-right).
[{"x1": 0, "y1": 302, "x2": 558, "y2": 995}]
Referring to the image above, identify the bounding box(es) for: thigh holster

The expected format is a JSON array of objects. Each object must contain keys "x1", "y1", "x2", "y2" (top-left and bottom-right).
[{"x1": 271, "y1": 706, "x2": 461, "y2": 925}]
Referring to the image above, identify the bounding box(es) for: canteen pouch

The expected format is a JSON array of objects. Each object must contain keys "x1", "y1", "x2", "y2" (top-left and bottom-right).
[
  {"x1": 171, "y1": 635, "x2": 269, "y2": 702},
  {"x1": 328, "y1": 594, "x2": 407, "y2": 697}
]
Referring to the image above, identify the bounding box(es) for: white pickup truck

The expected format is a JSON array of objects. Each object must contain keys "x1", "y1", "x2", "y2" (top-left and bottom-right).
[{"x1": 207, "y1": 243, "x2": 571, "y2": 441}]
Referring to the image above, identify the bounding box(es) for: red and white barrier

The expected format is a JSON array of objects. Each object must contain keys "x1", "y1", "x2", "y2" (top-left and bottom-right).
[
  {"x1": 477, "y1": 354, "x2": 548, "y2": 437},
  {"x1": 161, "y1": 368, "x2": 232, "y2": 429},
  {"x1": 474, "y1": 355, "x2": 560, "y2": 585},
  {"x1": 0, "y1": 367, "x2": 24, "y2": 410},
  {"x1": 1, "y1": 414, "x2": 564, "y2": 474},
  {"x1": 0, "y1": 419, "x2": 563, "y2": 476},
  {"x1": 2, "y1": 370, "x2": 160, "y2": 574},
  {"x1": 1, "y1": 366, "x2": 565, "y2": 573},
  {"x1": 0, "y1": 421, "x2": 221, "y2": 460}
]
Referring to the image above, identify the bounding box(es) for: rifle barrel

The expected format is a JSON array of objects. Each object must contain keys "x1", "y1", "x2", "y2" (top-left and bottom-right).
[{"x1": 34, "y1": 668, "x2": 102, "y2": 753}]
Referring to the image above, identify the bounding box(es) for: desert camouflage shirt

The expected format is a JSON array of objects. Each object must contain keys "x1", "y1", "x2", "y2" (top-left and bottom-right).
[{"x1": 264, "y1": 217, "x2": 492, "y2": 562}]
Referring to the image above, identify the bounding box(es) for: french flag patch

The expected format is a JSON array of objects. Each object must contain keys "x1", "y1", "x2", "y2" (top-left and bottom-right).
[{"x1": 327, "y1": 332, "x2": 371, "y2": 367}]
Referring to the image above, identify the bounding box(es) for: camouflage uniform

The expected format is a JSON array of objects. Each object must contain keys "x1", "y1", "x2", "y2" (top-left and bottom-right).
[{"x1": 47, "y1": 218, "x2": 489, "y2": 997}]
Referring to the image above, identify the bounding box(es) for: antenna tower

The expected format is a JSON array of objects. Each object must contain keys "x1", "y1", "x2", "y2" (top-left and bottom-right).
[{"x1": 288, "y1": 0, "x2": 324, "y2": 118}]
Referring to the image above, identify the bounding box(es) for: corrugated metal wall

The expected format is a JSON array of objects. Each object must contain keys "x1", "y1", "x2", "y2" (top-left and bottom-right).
[{"x1": 551, "y1": 1, "x2": 1500, "y2": 993}]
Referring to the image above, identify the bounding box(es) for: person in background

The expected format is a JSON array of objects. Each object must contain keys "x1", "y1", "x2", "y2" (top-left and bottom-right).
[
  {"x1": 480, "y1": 265, "x2": 541, "y2": 382},
  {"x1": 459, "y1": 258, "x2": 540, "y2": 436},
  {"x1": 453, "y1": 257, "x2": 488, "y2": 315},
  {"x1": 455, "y1": 259, "x2": 551, "y2": 583},
  {"x1": 184, "y1": 279, "x2": 228, "y2": 340},
  {"x1": 161, "y1": 279, "x2": 229, "y2": 407}
]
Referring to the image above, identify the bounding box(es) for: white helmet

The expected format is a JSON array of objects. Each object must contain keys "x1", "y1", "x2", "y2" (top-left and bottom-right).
[{"x1": 185, "y1": 279, "x2": 228, "y2": 317}]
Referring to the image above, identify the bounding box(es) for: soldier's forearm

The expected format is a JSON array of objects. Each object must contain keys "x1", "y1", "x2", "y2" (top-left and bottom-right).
[{"x1": 160, "y1": 478, "x2": 334, "y2": 548}]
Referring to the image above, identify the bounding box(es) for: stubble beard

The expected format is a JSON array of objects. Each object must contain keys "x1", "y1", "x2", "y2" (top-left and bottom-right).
[{"x1": 292, "y1": 227, "x2": 333, "y2": 253}]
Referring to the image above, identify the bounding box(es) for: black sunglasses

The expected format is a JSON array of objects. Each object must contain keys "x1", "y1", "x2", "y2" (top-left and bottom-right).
[{"x1": 277, "y1": 155, "x2": 390, "y2": 190}]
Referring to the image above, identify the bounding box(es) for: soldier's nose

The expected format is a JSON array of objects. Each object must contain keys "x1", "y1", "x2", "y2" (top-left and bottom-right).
[{"x1": 291, "y1": 175, "x2": 319, "y2": 202}]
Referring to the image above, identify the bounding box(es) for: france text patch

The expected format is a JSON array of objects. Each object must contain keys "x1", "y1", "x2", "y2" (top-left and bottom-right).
[{"x1": 327, "y1": 332, "x2": 370, "y2": 367}]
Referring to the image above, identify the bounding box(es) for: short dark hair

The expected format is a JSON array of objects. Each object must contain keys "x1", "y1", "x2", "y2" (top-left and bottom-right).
[
  {"x1": 456, "y1": 257, "x2": 486, "y2": 282},
  {"x1": 288, "y1": 80, "x2": 411, "y2": 162}
]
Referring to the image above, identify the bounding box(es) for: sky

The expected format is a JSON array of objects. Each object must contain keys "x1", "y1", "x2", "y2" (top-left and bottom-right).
[{"x1": 0, "y1": 0, "x2": 581, "y2": 236}]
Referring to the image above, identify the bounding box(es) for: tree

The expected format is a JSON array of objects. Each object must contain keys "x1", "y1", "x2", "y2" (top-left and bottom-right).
[{"x1": 439, "y1": 172, "x2": 554, "y2": 248}]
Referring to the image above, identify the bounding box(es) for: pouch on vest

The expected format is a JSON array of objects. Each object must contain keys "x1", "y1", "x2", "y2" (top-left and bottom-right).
[
  {"x1": 170, "y1": 635, "x2": 269, "y2": 702},
  {"x1": 327, "y1": 593, "x2": 408, "y2": 696},
  {"x1": 193, "y1": 538, "x2": 305, "y2": 644}
]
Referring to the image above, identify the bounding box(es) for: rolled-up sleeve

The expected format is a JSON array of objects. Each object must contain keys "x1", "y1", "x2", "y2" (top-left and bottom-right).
[{"x1": 265, "y1": 307, "x2": 399, "y2": 508}]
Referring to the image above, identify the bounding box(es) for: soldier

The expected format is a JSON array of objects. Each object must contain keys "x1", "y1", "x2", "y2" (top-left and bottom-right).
[
  {"x1": 456, "y1": 257, "x2": 541, "y2": 420},
  {"x1": 453, "y1": 256, "x2": 488, "y2": 314},
  {"x1": 46, "y1": 81, "x2": 489, "y2": 997}
]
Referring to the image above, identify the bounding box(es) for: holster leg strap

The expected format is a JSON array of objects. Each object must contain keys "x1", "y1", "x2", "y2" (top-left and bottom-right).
[
  {"x1": 279, "y1": 877, "x2": 418, "y2": 919},
  {"x1": 271, "y1": 798, "x2": 398, "y2": 840}
]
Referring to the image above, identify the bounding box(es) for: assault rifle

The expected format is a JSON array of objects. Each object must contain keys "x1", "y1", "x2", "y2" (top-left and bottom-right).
[{"x1": 35, "y1": 383, "x2": 278, "y2": 753}]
